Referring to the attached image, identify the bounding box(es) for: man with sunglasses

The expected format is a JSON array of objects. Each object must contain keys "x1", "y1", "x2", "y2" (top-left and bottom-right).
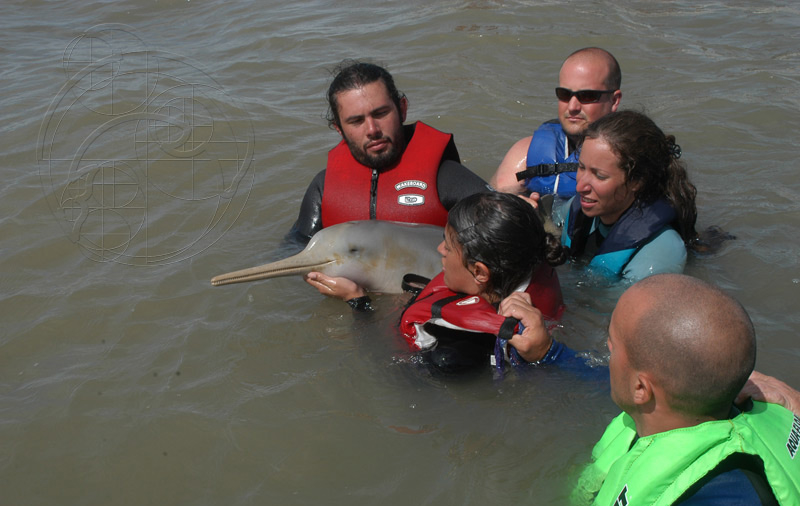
[{"x1": 490, "y1": 47, "x2": 621, "y2": 200}]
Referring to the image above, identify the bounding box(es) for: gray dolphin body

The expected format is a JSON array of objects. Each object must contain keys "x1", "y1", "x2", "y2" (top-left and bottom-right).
[{"x1": 211, "y1": 220, "x2": 444, "y2": 293}]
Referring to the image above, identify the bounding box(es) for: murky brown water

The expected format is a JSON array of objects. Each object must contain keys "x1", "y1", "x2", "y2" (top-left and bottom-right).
[{"x1": 2, "y1": 1, "x2": 799, "y2": 504}]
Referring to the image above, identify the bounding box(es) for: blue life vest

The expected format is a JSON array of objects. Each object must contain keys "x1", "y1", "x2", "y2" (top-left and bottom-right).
[
  {"x1": 563, "y1": 197, "x2": 678, "y2": 278},
  {"x1": 518, "y1": 121, "x2": 579, "y2": 196}
]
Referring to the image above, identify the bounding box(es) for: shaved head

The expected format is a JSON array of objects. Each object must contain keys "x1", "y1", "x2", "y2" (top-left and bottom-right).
[
  {"x1": 562, "y1": 47, "x2": 621, "y2": 90},
  {"x1": 614, "y1": 274, "x2": 756, "y2": 417}
]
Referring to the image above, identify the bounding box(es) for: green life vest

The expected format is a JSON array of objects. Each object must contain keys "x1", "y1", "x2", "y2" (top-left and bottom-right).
[{"x1": 572, "y1": 401, "x2": 800, "y2": 505}]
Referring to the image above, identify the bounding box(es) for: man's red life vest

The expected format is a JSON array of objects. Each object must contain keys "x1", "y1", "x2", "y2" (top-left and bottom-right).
[
  {"x1": 321, "y1": 121, "x2": 452, "y2": 227},
  {"x1": 400, "y1": 265, "x2": 565, "y2": 351}
]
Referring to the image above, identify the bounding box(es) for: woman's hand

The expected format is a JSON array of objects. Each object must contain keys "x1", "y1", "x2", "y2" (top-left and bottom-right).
[
  {"x1": 498, "y1": 292, "x2": 552, "y2": 362},
  {"x1": 304, "y1": 272, "x2": 366, "y2": 301}
]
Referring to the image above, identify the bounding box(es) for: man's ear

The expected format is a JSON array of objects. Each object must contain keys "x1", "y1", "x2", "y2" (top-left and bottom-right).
[
  {"x1": 399, "y1": 96, "x2": 408, "y2": 123},
  {"x1": 472, "y1": 261, "x2": 491, "y2": 285},
  {"x1": 611, "y1": 90, "x2": 622, "y2": 112},
  {"x1": 633, "y1": 371, "x2": 655, "y2": 406}
]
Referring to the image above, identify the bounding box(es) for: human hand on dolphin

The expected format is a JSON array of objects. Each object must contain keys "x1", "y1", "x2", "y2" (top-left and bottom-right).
[
  {"x1": 498, "y1": 292, "x2": 553, "y2": 363},
  {"x1": 304, "y1": 272, "x2": 366, "y2": 301}
]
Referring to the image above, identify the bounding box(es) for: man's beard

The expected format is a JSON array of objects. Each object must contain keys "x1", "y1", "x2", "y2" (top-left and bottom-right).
[{"x1": 345, "y1": 133, "x2": 405, "y2": 171}]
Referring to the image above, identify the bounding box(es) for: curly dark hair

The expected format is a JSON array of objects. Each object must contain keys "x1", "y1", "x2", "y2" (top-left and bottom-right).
[{"x1": 583, "y1": 110, "x2": 698, "y2": 242}]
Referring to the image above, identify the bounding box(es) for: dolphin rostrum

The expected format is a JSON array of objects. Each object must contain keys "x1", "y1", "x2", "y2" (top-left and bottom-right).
[{"x1": 211, "y1": 220, "x2": 444, "y2": 294}]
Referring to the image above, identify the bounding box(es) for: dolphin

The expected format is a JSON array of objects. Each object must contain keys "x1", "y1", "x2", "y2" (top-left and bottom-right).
[{"x1": 211, "y1": 220, "x2": 444, "y2": 293}]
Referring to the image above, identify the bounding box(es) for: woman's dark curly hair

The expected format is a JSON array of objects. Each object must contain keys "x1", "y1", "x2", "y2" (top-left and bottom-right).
[{"x1": 583, "y1": 110, "x2": 698, "y2": 242}]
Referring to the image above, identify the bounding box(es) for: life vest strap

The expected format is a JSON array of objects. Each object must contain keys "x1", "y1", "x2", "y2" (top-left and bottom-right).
[
  {"x1": 402, "y1": 273, "x2": 432, "y2": 295},
  {"x1": 516, "y1": 162, "x2": 579, "y2": 181},
  {"x1": 431, "y1": 294, "x2": 465, "y2": 319}
]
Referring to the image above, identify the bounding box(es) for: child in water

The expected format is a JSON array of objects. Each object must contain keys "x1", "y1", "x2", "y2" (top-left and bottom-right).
[{"x1": 400, "y1": 191, "x2": 570, "y2": 373}]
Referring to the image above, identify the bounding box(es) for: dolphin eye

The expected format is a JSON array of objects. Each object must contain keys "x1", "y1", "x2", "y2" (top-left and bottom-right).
[{"x1": 349, "y1": 247, "x2": 359, "y2": 254}]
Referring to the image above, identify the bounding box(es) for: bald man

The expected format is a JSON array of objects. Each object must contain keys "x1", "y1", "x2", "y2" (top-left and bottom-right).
[
  {"x1": 498, "y1": 274, "x2": 800, "y2": 504},
  {"x1": 490, "y1": 47, "x2": 621, "y2": 200}
]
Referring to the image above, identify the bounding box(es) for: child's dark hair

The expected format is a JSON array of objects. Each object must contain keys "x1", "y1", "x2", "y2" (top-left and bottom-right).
[{"x1": 447, "y1": 192, "x2": 567, "y2": 299}]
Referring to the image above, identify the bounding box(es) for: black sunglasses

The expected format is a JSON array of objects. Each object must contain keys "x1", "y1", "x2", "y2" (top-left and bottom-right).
[{"x1": 555, "y1": 87, "x2": 616, "y2": 104}]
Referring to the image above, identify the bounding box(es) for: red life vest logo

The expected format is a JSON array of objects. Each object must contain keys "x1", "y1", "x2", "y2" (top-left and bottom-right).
[
  {"x1": 395, "y1": 180, "x2": 427, "y2": 191},
  {"x1": 398, "y1": 194, "x2": 425, "y2": 206},
  {"x1": 456, "y1": 296, "x2": 480, "y2": 306}
]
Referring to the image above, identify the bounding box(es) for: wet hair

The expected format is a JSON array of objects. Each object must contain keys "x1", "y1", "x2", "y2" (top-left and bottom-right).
[
  {"x1": 623, "y1": 274, "x2": 756, "y2": 417},
  {"x1": 325, "y1": 60, "x2": 406, "y2": 130},
  {"x1": 566, "y1": 47, "x2": 622, "y2": 90},
  {"x1": 447, "y1": 192, "x2": 568, "y2": 300},
  {"x1": 583, "y1": 110, "x2": 698, "y2": 242}
]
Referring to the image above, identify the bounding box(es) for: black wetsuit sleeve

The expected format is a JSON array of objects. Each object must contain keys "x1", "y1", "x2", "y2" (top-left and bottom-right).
[
  {"x1": 436, "y1": 159, "x2": 492, "y2": 210},
  {"x1": 286, "y1": 169, "x2": 326, "y2": 246}
]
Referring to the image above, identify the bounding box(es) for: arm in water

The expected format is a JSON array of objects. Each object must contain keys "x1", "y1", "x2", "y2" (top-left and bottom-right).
[{"x1": 498, "y1": 292, "x2": 608, "y2": 381}]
